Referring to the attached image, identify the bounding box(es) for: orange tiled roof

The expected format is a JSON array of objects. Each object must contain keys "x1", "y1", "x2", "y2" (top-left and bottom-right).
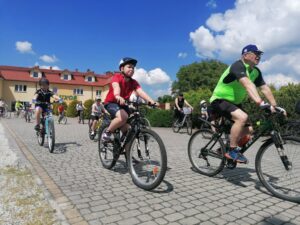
[{"x1": 0, "y1": 65, "x2": 112, "y2": 87}]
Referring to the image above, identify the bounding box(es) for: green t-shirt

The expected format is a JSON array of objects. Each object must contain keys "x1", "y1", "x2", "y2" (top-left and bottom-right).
[{"x1": 210, "y1": 60, "x2": 265, "y2": 105}]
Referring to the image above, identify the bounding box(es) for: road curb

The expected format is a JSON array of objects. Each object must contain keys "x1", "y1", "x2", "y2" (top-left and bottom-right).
[{"x1": 2, "y1": 121, "x2": 89, "y2": 225}]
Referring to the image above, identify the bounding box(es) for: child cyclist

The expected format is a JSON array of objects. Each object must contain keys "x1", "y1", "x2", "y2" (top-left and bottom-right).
[
  {"x1": 34, "y1": 78, "x2": 61, "y2": 131},
  {"x1": 102, "y1": 57, "x2": 156, "y2": 142}
]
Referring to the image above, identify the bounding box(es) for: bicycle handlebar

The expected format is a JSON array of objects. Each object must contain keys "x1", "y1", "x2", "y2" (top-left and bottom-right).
[{"x1": 126, "y1": 100, "x2": 157, "y2": 108}]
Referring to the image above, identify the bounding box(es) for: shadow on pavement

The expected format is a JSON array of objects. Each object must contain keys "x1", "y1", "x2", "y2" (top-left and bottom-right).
[
  {"x1": 53, "y1": 142, "x2": 82, "y2": 154},
  {"x1": 150, "y1": 180, "x2": 174, "y2": 194},
  {"x1": 112, "y1": 159, "x2": 128, "y2": 174},
  {"x1": 261, "y1": 216, "x2": 297, "y2": 225}
]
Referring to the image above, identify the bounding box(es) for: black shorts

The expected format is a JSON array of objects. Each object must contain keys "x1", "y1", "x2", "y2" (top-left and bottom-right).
[
  {"x1": 104, "y1": 103, "x2": 130, "y2": 119},
  {"x1": 90, "y1": 115, "x2": 100, "y2": 121},
  {"x1": 211, "y1": 99, "x2": 243, "y2": 120}
]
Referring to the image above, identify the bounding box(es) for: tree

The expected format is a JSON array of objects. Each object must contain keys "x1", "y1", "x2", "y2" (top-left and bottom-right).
[
  {"x1": 172, "y1": 59, "x2": 228, "y2": 93},
  {"x1": 66, "y1": 100, "x2": 79, "y2": 117},
  {"x1": 157, "y1": 95, "x2": 174, "y2": 103}
]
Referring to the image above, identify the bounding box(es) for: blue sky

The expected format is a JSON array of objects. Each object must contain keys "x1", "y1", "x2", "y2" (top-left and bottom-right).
[
  {"x1": 1, "y1": 0, "x2": 299, "y2": 98},
  {"x1": 0, "y1": 0, "x2": 235, "y2": 98}
]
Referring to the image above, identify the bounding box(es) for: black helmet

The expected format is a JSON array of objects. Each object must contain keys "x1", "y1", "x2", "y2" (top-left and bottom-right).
[
  {"x1": 39, "y1": 78, "x2": 49, "y2": 86},
  {"x1": 119, "y1": 57, "x2": 138, "y2": 70},
  {"x1": 178, "y1": 93, "x2": 184, "y2": 97}
]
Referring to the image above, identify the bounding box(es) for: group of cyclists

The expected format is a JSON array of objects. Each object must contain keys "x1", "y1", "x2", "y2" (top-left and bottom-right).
[{"x1": 13, "y1": 43, "x2": 286, "y2": 166}]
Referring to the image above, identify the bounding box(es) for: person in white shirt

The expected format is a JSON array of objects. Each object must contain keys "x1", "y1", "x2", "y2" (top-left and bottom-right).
[
  {"x1": 76, "y1": 101, "x2": 86, "y2": 124},
  {"x1": 90, "y1": 97, "x2": 106, "y2": 136}
]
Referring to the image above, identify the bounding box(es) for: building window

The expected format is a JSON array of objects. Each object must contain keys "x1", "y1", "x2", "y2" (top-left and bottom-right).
[
  {"x1": 96, "y1": 90, "x2": 101, "y2": 96},
  {"x1": 53, "y1": 87, "x2": 58, "y2": 94},
  {"x1": 33, "y1": 72, "x2": 39, "y2": 78},
  {"x1": 73, "y1": 88, "x2": 83, "y2": 95},
  {"x1": 87, "y1": 76, "x2": 93, "y2": 82},
  {"x1": 15, "y1": 85, "x2": 27, "y2": 92},
  {"x1": 63, "y1": 74, "x2": 69, "y2": 80}
]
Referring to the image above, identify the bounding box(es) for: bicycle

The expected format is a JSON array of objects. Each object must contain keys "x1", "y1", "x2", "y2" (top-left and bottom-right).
[
  {"x1": 57, "y1": 112, "x2": 67, "y2": 124},
  {"x1": 88, "y1": 114, "x2": 105, "y2": 140},
  {"x1": 24, "y1": 108, "x2": 32, "y2": 123},
  {"x1": 188, "y1": 108, "x2": 300, "y2": 203},
  {"x1": 35, "y1": 102, "x2": 56, "y2": 153},
  {"x1": 172, "y1": 107, "x2": 193, "y2": 135},
  {"x1": 98, "y1": 101, "x2": 167, "y2": 190}
]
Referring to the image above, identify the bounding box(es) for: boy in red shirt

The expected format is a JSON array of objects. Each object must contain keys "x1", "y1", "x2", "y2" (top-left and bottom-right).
[{"x1": 102, "y1": 57, "x2": 155, "y2": 142}]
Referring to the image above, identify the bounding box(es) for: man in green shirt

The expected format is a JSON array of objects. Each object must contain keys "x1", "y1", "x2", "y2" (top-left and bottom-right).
[{"x1": 210, "y1": 44, "x2": 286, "y2": 163}]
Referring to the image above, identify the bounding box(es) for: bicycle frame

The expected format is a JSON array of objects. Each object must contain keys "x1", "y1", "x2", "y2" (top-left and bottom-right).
[{"x1": 198, "y1": 112, "x2": 284, "y2": 156}]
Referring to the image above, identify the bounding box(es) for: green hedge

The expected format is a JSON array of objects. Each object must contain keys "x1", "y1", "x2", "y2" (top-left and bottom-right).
[
  {"x1": 83, "y1": 99, "x2": 94, "y2": 119},
  {"x1": 146, "y1": 108, "x2": 173, "y2": 127},
  {"x1": 66, "y1": 100, "x2": 79, "y2": 117}
]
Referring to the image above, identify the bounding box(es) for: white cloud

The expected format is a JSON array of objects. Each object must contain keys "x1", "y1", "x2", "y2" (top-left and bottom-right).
[
  {"x1": 206, "y1": 0, "x2": 217, "y2": 9},
  {"x1": 133, "y1": 68, "x2": 171, "y2": 85},
  {"x1": 40, "y1": 65, "x2": 61, "y2": 70},
  {"x1": 178, "y1": 52, "x2": 188, "y2": 59},
  {"x1": 15, "y1": 41, "x2": 34, "y2": 54},
  {"x1": 190, "y1": 0, "x2": 300, "y2": 59},
  {"x1": 40, "y1": 54, "x2": 58, "y2": 63},
  {"x1": 264, "y1": 73, "x2": 298, "y2": 88},
  {"x1": 190, "y1": 0, "x2": 300, "y2": 88}
]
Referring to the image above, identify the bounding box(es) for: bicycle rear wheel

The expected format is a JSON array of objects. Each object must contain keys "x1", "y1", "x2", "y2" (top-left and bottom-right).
[
  {"x1": 172, "y1": 119, "x2": 180, "y2": 133},
  {"x1": 188, "y1": 129, "x2": 225, "y2": 176},
  {"x1": 62, "y1": 116, "x2": 67, "y2": 124},
  {"x1": 37, "y1": 129, "x2": 45, "y2": 146},
  {"x1": 48, "y1": 120, "x2": 55, "y2": 153},
  {"x1": 127, "y1": 128, "x2": 167, "y2": 190},
  {"x1": 98, "y1": 124, "x2": 117, "y2": 169},
  {"x1": 256, "y1": 136, "x2": 300, "y2": 203}
]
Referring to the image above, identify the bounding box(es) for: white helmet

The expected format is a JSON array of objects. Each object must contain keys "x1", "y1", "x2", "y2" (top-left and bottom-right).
[
  {"x1": 200, "y1": 100, "x2": 206, "y2": 105},
  {"x1": 95, "y1": 96, "x2": 101, "y2": 101}
]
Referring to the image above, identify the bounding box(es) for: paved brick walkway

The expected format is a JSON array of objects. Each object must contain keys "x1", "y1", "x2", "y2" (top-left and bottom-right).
[{"x1": 2, "y1": 118, "x2": 300, "y2": 225}]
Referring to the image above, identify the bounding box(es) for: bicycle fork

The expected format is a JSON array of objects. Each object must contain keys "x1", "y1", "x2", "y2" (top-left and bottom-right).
[{"x1": 271, "y1": 131, "x2": 291, "y2": 170}]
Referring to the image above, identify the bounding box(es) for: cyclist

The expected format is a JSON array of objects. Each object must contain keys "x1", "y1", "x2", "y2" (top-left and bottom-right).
[
  {"x1": 210, "y1": 44, "x2": 286, "y2": 163},
  {"x1": 0, "y1": 99, "x2": 5, "y2": 116},
  {"x1": 76, "y1": 101, "x2": 85, "y2": 124},
  {"x1": 90, "y1": 97, "x2": 106, "y2": 136},
  {"x1": 34, "y1": 78, "x2": 61, "y2": 131},
  {"x1": 15, "y1": 100, "x2": 23, "y2": 116},
  {"x1": 174, "y1": 93, "x2": 193, "y2": 124},
  {"x1": 58, "y1": 103, "x2": 65, "y2": 123},
  {"x1": 102, "y1": 57, "x2": 156, "y2": 142},
  {"x1": 200, "y1": 100, "x2": 209, "y2": 120}
]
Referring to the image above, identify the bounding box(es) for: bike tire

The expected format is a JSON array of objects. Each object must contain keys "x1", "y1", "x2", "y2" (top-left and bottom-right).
[
  {"x1": 62, "y1": 116, "x2": 67, "y2": 124},
  {"x1": 172, "y1": 119, "x2": 180, "y2": 133},
  {"x1": 37, "y1": 129, "x2": 45, "y2": 146},
  {"x1": 188, "y1": 129, "x2": 225, "y2": 176},
  {"x1": 48, "y1": 120, "x2": 55, "y2": 153},
  {"x1": 98, "y1": 123, "x2": 117, "y2": 169},
  {"x1": 255, "y1": 136, "x2": 300, "y2": 203},
  {"x1": 186, "y1": 118, "x2": 193, "y2": 135},
  {"x1": 127, "y1": 128, "x2": 167, "y2": 191},
  {"x1": 88, "y1": 118, "x2": 95, "y2": 140}
]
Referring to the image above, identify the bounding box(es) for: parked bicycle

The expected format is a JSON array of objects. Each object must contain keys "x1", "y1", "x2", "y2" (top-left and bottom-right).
[
  {"x1": 98, "y1": 101, "x2": 167, "y2": 190},
  {"x1": 172, "y1": 107, "x2": 193, "y2": 135},
  {"x1": 188, "y1": 107, "x2": 300, "y2": 203},
  {"x1": 35, "y1": 102, "x2": 56, "y2": 153}
]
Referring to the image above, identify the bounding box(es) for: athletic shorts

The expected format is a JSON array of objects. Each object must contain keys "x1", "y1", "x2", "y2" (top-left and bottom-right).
[
  {"x1": 35, "y1": 104, "x2": 48, "y2": 112},
  {"x1": 90, "y1": 115, "x2": 100, "y2": 121},
  {"x1": 104, "y1": 103, "x2": 130, "y2": 119},
  {"x1": 210, "y1": 99, "x2": 244, "y2": 120}
]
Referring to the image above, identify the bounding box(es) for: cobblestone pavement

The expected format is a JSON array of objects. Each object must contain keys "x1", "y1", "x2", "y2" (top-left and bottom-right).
[{"x1": 2, "y1": 118, "x2": 300, "y2": 225}]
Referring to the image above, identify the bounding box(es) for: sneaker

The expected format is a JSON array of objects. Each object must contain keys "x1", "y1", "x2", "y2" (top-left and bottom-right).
[
  {"x1": 91, "y1": 131, "x2": 95, "y2": 136},
  {"x1": 225, "y1": 147, "x2": 248, "y2": 163},
  {"x1": 34, "y1": 125, "x2": 40, "y2": 131},
  {"x1": 102, "y1": 131, "x2": 113, "y2": 142}
]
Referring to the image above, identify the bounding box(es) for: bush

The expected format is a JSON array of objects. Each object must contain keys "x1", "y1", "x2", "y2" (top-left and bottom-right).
[
  {"x1": 146, "y1": 108, "x2": 173, "y2": 127},
  {"x1": 66, "y1": 100, "x2": 79, "y2": 117},
  {"x1": 83, "y1": 99, "x2": 94, "y2": 119},
  {"x1": 52, "y1": 102, "x2": 68, "y2": 116}
]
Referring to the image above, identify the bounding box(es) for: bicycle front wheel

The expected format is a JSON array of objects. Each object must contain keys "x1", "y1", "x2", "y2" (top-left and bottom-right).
[
  {"x1": 127, "y1": 128, "x2": 167, "y2": 190},
  {"x1": 186, "y1": 117, "x2": 193, "y2": 135},
  {"x1": 48, "y1": 120, "x2": 55, "y2": 153},
  {"x1": 188, "y1": 129, "x2": 225, "y2": 176},
  {"x1": 256, "y1": 136, "x2": 300, "y2": 203},
  {"x1": 98, "y1": 124, "x2": 117, "y2": 169}
]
